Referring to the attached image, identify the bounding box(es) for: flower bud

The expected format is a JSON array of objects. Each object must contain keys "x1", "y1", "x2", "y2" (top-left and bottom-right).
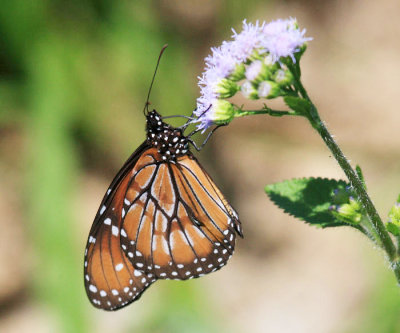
[
  {"x1": 273, "y1": 69, "x2": 294, "y2": 86},
  {"x1": 257, "y1": 80, "x2": 281, "y2": 99},
  {"x1": 389, "y1": 202, "x2": 400, "y2": 227},
  {"x1": 241, "y1": 81, "x2": 259, "y2": 100},
  {"x1": 210, "y1": 99, "x2": 235, "y2": 124},
  {"x1": 245, "y1": 60, "x2": 271, "y2": 83},
  {"x1": 263, "y1": 54, "x2": 279, "y2": 71},
  {"x1": 215, "y1": 78, "x2": 239, "y2": 98},
  {"x1": 228, "y1": 63, "x2": 246, "y2": 81},
  {"x1": 334, "y1": 198, "x2": 362, "y2": 225}
]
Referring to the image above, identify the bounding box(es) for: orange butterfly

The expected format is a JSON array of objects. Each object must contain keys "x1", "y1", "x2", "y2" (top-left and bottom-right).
[{"x1": 84, "y1": 110, "x2": 242, "y2": 311}]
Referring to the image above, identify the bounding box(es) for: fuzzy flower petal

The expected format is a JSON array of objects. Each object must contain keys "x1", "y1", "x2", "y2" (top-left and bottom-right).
[{"x1": 260, "y1": 18, "x2": 312, "y2": 62}]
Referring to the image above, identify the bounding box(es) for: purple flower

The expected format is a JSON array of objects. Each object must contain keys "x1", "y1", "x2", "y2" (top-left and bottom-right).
[
  {"x1": 194, "y1": 18, "x2": 312, "y2": 131},
  {"x1": 230, "y1": 20, "x2": 263, "y2": 62},
  {"x1": 260, "y1": 18, "x2": 312, "y2": 62}
]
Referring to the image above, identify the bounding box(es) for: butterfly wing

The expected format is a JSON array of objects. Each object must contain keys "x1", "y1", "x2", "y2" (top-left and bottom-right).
[
  {"x1": 84, "y1": 142, "x2": 156, "y2": 311},
  {"x1": 120, "y1": 151, "x2": 242, "y2": 280}
]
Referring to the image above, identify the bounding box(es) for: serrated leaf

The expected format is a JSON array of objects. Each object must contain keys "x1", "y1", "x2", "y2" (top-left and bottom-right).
[
  {"x1": 265, "y1": 177, "x2": 352, "y2": 228},
  {"x1": 283, "y1": 96, "x2": 312, "y2": 114}
]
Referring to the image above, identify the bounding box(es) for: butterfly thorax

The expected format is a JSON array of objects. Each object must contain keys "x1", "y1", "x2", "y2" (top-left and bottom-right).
[{"x1": 146, "y1": 110, "x2": 190, "y2": 161}]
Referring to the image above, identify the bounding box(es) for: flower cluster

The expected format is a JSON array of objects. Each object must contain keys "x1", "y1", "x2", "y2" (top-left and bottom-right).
[
  {"x1": 194, "y1": 18, "x2": 312, "y2": 132},
  {"x1": 330, "y1": 187, "x2": 363, "y2": 225}
]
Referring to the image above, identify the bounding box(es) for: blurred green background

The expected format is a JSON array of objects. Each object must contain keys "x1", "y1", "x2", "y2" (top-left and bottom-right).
[{"x1": 2, "y1": 0, "x2": 400, "y2": 332}]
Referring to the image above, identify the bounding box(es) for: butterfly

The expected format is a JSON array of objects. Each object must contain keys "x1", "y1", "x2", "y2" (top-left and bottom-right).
[
  {"x1": 83, "y1": 45, "x2": 242, "y2": 311},
  {"x1": 83, "y1": 109, "x2": 243, "y2": 311}
]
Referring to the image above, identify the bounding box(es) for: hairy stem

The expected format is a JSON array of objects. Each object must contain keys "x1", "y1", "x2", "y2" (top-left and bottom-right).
[{"x1": 302, "y1": 97, "x2": 400, "y2": 282}]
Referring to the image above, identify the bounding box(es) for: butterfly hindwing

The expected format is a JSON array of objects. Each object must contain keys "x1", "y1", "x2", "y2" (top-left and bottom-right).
[{"x1": 120, "y1": 152, "x2": 241, "y2": 280}]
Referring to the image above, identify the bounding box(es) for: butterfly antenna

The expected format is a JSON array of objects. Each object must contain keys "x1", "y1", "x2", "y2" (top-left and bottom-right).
[{"x1": 143, "y1": 44, "x2": 168, "y2": 115}]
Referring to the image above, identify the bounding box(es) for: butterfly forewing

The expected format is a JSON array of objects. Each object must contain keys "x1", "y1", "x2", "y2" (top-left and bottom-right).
[{"x1": 84, "y1": 145, "x2": 156, "y2": 311}]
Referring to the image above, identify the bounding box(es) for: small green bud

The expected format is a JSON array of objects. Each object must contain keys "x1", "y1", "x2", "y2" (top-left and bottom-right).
[
  {"x1": 241, "y1": 81, "x2": 259, "y2": 100},
  {"x1": 335, "y1": 198, "x2": 363, "y2": 225},
  {"x1": 389, "y1": 202, "x2": 400, "y2": 227},
  {"x1": 215, "y1": 78, "x2": 239, "y2": 98},
  {"x1": 249, "y1": 49, "x2": 264, "y2": 61},
  {"x1": 263, "y1": 54, "x2": 279, "y2": 71},
  {"x1": 211, "y1": 99, "x2": 235, "y2": 124},
  {"x1": 273, "y1": 69, "x2": 294, "y2": 86},
  {"x1": 245, "y1": 60, "x2": 272, "y2": 84},
  {"x1": 257, "y1": 80, "x2": 281, "y2": 99},
  {"x1": 229, "y1": 63, "x2": 246, "y2": 81}
]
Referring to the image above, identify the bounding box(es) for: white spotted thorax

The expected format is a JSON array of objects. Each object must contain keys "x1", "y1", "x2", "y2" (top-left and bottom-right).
[{"x1": 146, "y1": 110, "x2": 189, "y2": 161}]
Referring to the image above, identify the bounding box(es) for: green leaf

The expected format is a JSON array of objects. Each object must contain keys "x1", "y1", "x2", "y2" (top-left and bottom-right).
[
  {"x1": 283, "y1": 96, "x2": 312, "y2": 114},
  {"x1": 356, "y1": 165, "x2": 367, "y2": 190},
  {"x1": 265, "y1": 177, "x2": 353, "y2": 228},
  {"x1": 386, "y1": 222, "x2": 400, "y2": 236}
]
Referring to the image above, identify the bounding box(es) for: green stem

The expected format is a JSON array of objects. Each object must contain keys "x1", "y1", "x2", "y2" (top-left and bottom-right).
[
  {"x1": 236, "y1": 107, "x2": 300, "y2": 118},
  {"x1": 294, "y1": 87, "x2": 400, "y2": 281}
]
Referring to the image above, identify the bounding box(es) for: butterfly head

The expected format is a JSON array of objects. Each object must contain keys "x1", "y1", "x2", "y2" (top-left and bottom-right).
[{"x1": 146, "y1": 110, "x2": 190, "y2": 161}]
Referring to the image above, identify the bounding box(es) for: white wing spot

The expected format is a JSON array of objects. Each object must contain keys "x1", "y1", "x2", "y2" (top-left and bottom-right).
[
  {"x1": 124, "y1": 287, "x2": 129, "y2": 293},
  {"x1": 104, "y1": 218, "x2": 111, "y2": 225},
  {"x1": 112, "y1": 226, "x2": 119, "y2": 236},
  {"x1": 136, "y1": 263, "x2": 144, "y2": 268},
  {"x1": 197, "y1": 267, "x2": 202, "y2": 272},
  {"x1": 111, "y1": 289, "x2": 119, "y2": 296},
  {"x1": 177, "y1": 264, "x2": 184, "y2": 268},
  {"x1": 115, "y1": 263, "x2": 124, "y2": 271},
  {"x1": 124, "y1": 198, "x2": 130, "y2": 205},
  {"x1": 100, "y1": 290, "x2": 107, "y2": 297},
  {"x1": 223, "y1": 230, "x2": 229, "y2": 235},
  {"x1": 121, "y1": 229, "x2": 127, "y2": 237},
  {"x1": 134, "y1": 270, "x2": 142, "y2": 277},
  {"x1": 89, "y1": 285, "x2": 97, "y2": 293},
  {"x1": 136, "y1": 251, "x2": 142, "y2": 256},
  {"x1": 100, "y1": 205, "x2": 106, "y2": 215},
  {"x1": 128, "y1": 252, "x2": 133, "y2": 258},
  {"x1": 171, "y1": 271, "x2": 178, "y2": 276}
]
